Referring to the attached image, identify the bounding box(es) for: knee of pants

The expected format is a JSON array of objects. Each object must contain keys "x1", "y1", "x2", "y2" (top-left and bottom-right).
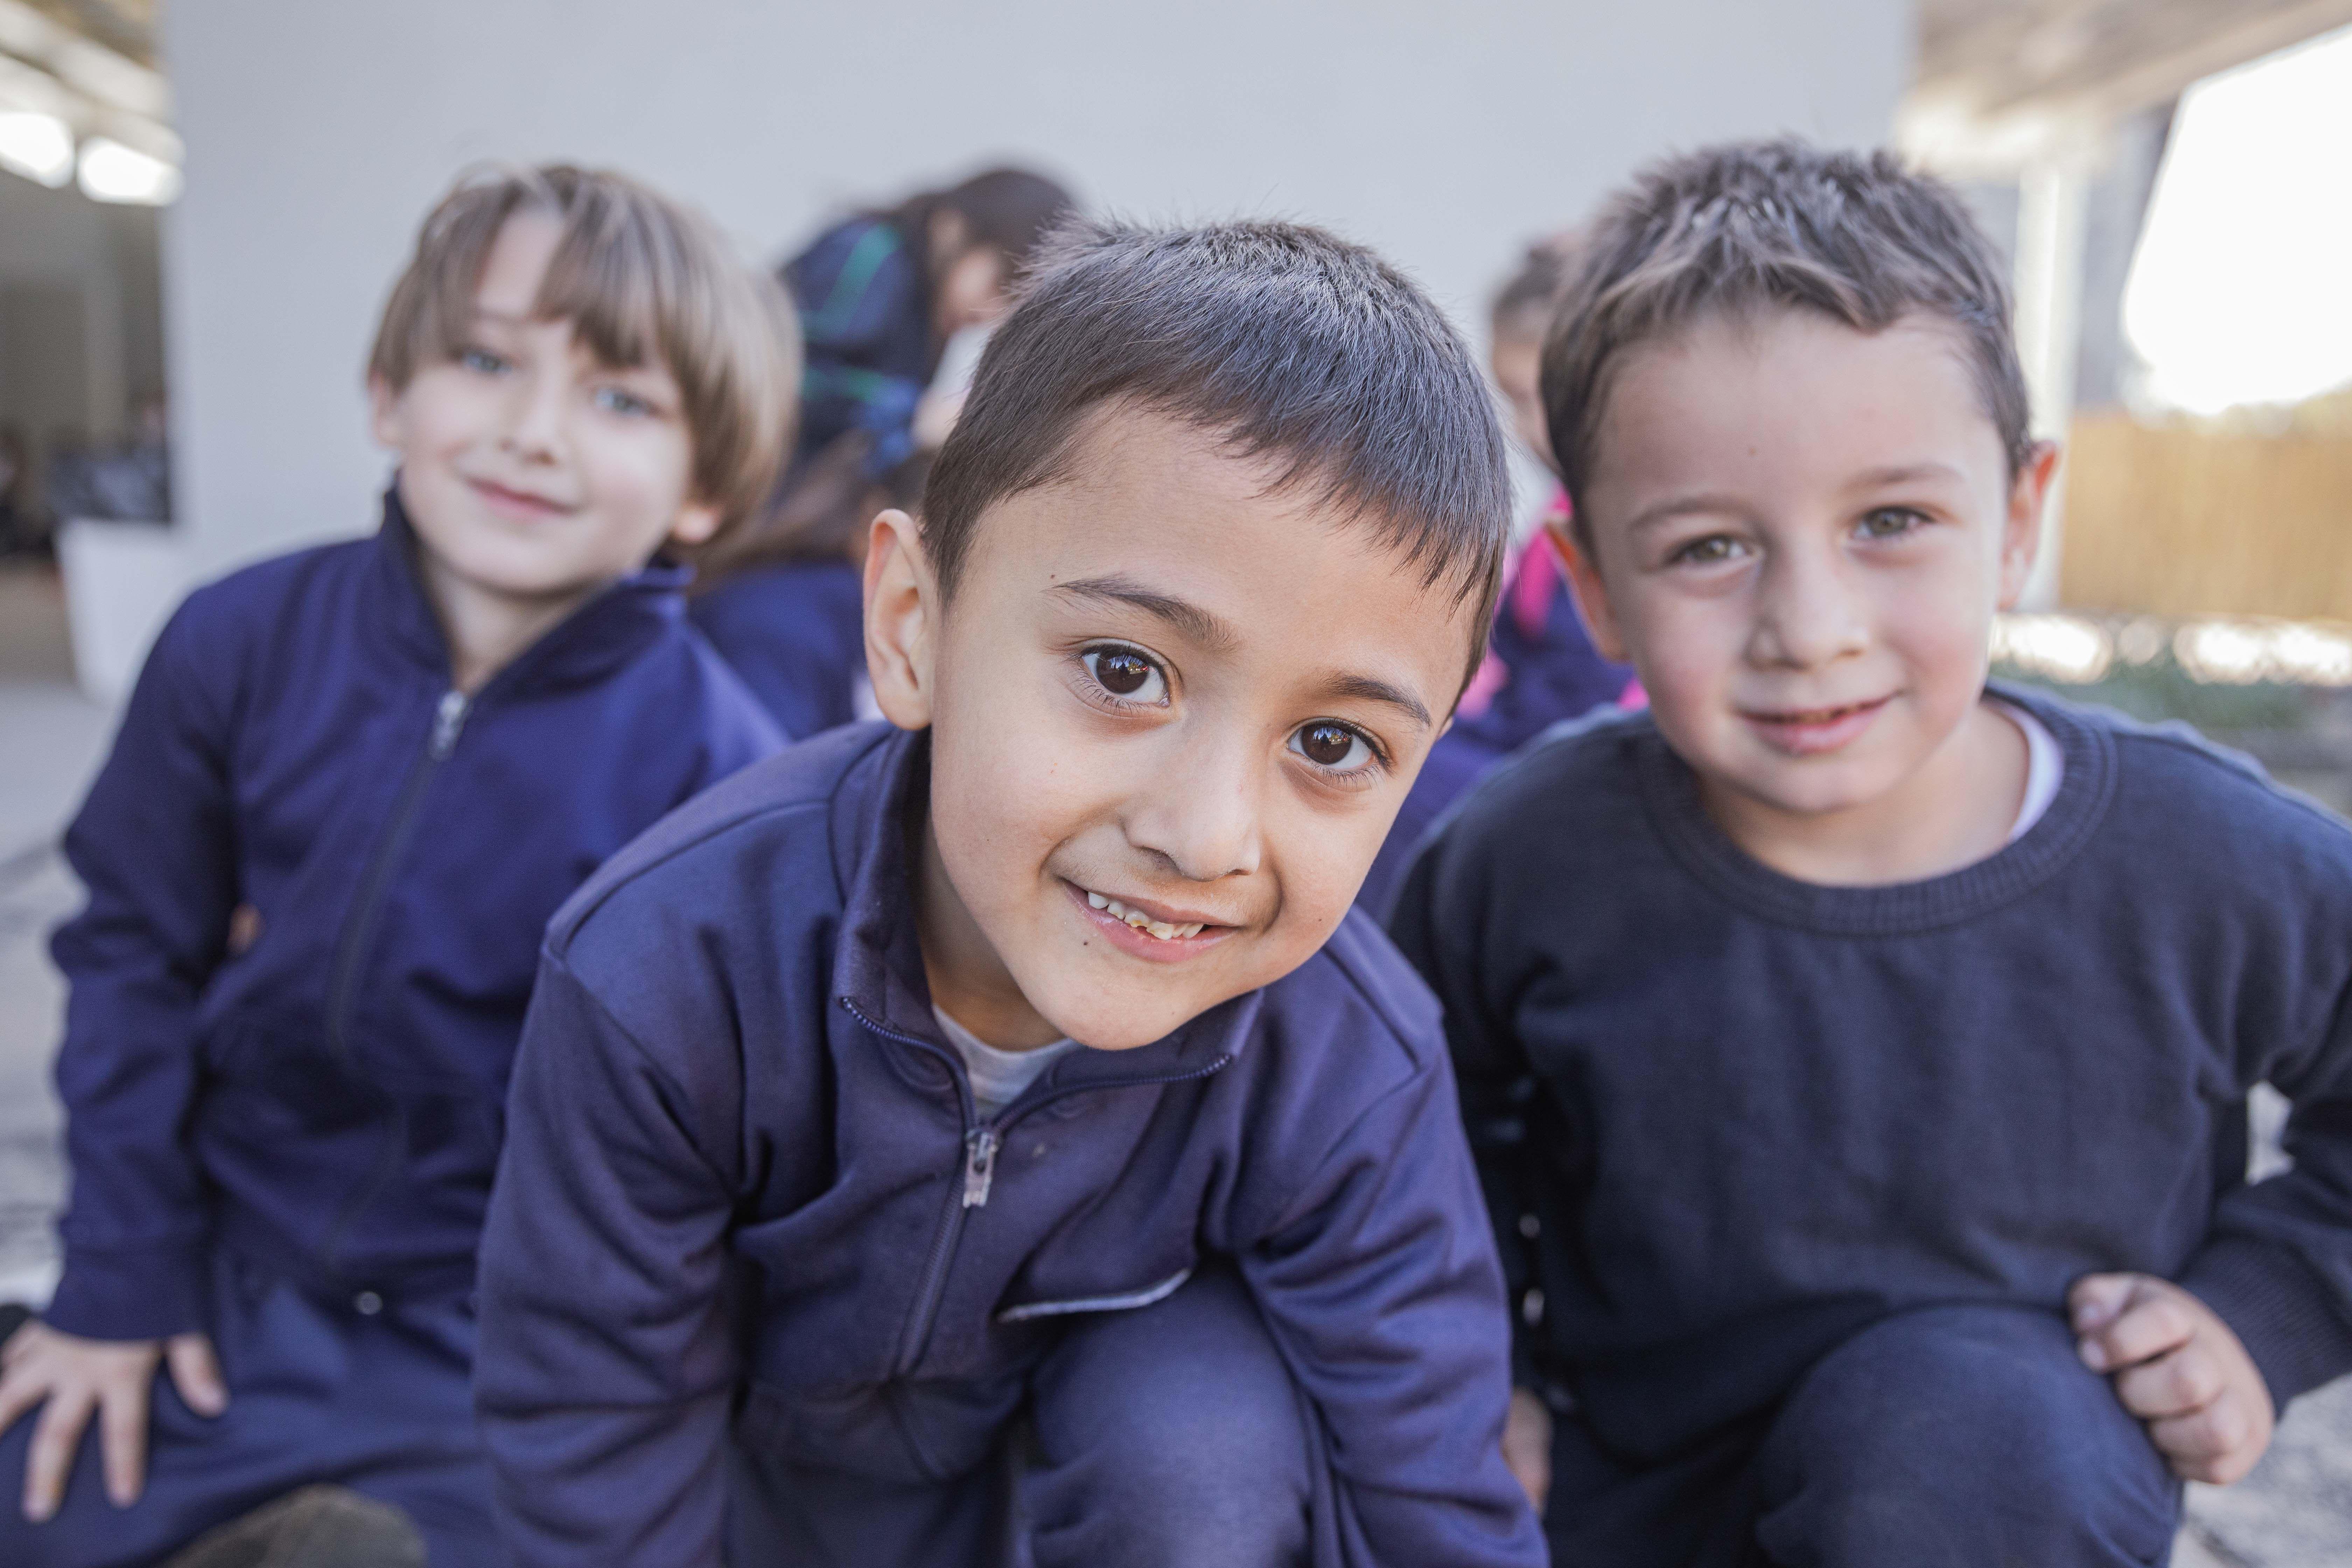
[
  {"x1": 1027, "y1": 1265, "x2": 1311, "y2": 1568},
  {"x1": 1755, "y1": 1305, "x2": 2178, "y2": 1567}
]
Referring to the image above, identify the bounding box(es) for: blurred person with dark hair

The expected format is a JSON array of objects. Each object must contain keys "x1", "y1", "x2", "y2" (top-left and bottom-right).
[
  {"x1": 690, "y1": 167, "x2": 1076, "y2": 740},
  {"x1": 0, "y1": 163, "x2": 792, "y2": 1567},
  {"x1": 1356, "y1": 233, "x2": 1633, "y2": 915}
]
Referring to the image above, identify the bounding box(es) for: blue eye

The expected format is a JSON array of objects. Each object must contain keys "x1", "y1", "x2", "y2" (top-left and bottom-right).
[
  {"x1": 458, "y1": 346, "x2": 508, "y2": 375},
  {"x1": 1288, "y1": 721, "x2": 1377, "y2": 774},
  {"x1": 593, "y1": 386, "x2": 653, "y2": 417},
  {"x1": 1081, "y1": 645, "x2": 1168, "y2": 706}
]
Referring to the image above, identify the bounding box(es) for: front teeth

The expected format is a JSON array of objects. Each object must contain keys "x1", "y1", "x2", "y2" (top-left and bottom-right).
[{"x1": 1085, "y1": 889, "x2": 1204, "y2": 941}]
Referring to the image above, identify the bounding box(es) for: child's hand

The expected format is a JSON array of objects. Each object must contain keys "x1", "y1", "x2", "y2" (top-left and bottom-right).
[
  {"x1": 2069, "y1": 1273, "x2": 2274, "y2": 1484},
  {"x1": 0, "y1": 1320, "x2": 227, "y2": 1520},
  {"x1": 1502, "y1": 1387, "x2": 1552, "y2": 1514}
]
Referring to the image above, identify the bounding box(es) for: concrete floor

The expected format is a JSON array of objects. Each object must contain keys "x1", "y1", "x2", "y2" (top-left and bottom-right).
[{"x1": 0, "y1": 559, "x2": 2349, "y2": 1561}]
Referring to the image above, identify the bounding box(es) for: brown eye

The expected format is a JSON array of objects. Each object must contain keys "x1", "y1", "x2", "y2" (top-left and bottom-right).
[
  {"x1": 1293, "y1": 721, "x2": 1367, "y2": 770},
  {"x1": 1083, "y1": 646, "x2": 1165, "y2": 702}
]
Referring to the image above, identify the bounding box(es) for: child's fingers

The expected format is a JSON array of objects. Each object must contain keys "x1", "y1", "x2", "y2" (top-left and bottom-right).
[
  {"x1": 96, "y1": 1374, "x2": 151, "y2": 1507},
  {"x1": 2149, "y1": 1400, "x2": 2261, "y2": 1485},
  {"x1": 2067, "y1": 1272, "x2": 2139, "y2": 1334},
  {"x1": 2112, "y1": 1343, "x2": 2225, "y2": 1419},
  {"x1": 2076, "y1": 1282, "x2": 2194, "y2": 1372},
  {"x1": 21, "y1": 1384, "x2": 94, "y2": 1522},
  {"x1": 0, "y1": 1358, "x2": 50, "y2": 1440},
  {"x1": 164, "y1": 1334, "x2": 227, "y2": 1418}
]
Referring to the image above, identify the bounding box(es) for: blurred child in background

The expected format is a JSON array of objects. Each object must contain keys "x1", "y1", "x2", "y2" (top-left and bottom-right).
[
  {"x1": 1356, "y1": 235, "x2": 1632, "y2": 914},
  {"x1": 692, "y1": 166, "x2": 1075, "y2": 739},
  {"x1": 0, "y1": 165, "x2": 794, "y2": 1566}
]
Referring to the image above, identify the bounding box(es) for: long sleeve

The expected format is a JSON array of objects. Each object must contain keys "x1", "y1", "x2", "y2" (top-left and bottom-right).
[
  {"x1": 1386, "y1": 835, "x2": 1548, "y2": 1394},
  {"x1": 44, "y1": 604, "x2": 240, "y2": 1341},
  {"x1": 1235, "y1": 1055, "x2": 1546, "y2": 1567},
  {"x1": 473, "y1": 952, "x2": 740, "y2": 1567},
  {"x1": 2180, "y1": 977, "x2": 2352, "y2": 1408}
]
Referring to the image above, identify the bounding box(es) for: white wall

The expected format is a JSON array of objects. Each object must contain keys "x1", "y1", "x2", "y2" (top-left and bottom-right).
[{"x1": 161, "y1": 0, "x2": 1912, "y2": 576}]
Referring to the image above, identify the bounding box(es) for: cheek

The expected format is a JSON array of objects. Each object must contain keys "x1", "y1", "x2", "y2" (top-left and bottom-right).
[{"x1": 1615, "y1": 581, "x2": 1742, "y2": 710}]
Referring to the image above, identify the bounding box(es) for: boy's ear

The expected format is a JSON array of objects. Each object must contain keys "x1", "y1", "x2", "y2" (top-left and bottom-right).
[
  {"x1": 366, "y1": 374, "x2": 403, "y2": 450},
  {"x1": 667, "y1": 498, "x2": 724, "y2": 549},
  {"x1": 1997, "y1": 441, "x2": 2063, "y2": 610},
  {"x1": 863, "y1": 508, "x2": 938, "y2": 731},
  {"x1": 1550, "y1": 522, "x2": 1631, "y2": 665}
]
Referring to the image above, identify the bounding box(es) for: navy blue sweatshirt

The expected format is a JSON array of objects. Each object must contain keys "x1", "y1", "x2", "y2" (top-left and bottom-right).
[
  {"x1": 1392, "y1": 686, "x2": 2352, "y2": 1464},
  {"x1": 475, "y1": 723, "x2": 1544, "y2": 1567},
  {"x1": 46, "y1": 491, "x2": 781, "y2": 1341},
  {"x1": 687, "y1": 557, "x2": 865, "y2": 739}
]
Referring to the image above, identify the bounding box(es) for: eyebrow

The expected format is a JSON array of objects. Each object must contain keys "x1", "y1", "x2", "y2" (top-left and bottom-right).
[
  {"x1": 1625, "y1": 494, "x2": 1745, "y2": 534},
  {"x1": 1314, "y1": 672, "x2": 1433, "y2": 733},
  {"x1": 1850, "y1": 462, "x2": 1966, "y2": 489},
  {"x1": 1050, "y1": 575, "x2": 1240, "y2": 653}
]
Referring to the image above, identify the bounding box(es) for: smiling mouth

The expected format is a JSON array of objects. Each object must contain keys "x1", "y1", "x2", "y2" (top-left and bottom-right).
[
  {"x1": 1084, "y1": 889, "x2": 1206, "y2": 942},
  {"x1": 1740, "y1": 694, "x2": 1894, "y2": 754},
  {"x1": 467, "y1": 476, "x2": 574, "y2": 516}
]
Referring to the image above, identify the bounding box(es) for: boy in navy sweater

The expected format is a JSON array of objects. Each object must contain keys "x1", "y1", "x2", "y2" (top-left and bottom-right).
[
  {"x1": 0, "y1": 166, "x2": 795, "y2": 1566},
  {"x1": 474, "y1": 221, "x2": 1546, "y2": 1567},
  {"x1": 1394, "y1": 140, "x2": 2352, "y2": 1567}
]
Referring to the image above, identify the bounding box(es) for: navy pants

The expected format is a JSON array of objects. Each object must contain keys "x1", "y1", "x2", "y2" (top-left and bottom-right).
[
  {"x1": 730, "y1": 1262, "x2": 1320, "y2": 1567},
  {"x1": 1547, "y1": 1305, "x2": 2182, "y2": 1567},
  {"x1": 0, "y1": 1260, "x2": 499, "y2": 1568}
]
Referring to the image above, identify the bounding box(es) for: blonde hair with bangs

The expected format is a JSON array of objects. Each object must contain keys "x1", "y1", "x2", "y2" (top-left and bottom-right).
[{"x1": 369, "y1": 164, "x2": 800, "y2": 535}]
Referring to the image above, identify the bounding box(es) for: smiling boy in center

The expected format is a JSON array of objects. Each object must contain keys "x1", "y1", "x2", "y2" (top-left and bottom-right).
[{"x1": 474, "y1": 220, "x2": 1545, "y2": 1567}]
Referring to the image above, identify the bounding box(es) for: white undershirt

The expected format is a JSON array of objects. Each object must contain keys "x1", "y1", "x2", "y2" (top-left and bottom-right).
[
  {"x1": 1990, "y1": 699, "x2": 2063, "y2": 844},
  {"x1": 932, "y1": 1004, "x2": 1082, "y2": 1119}
]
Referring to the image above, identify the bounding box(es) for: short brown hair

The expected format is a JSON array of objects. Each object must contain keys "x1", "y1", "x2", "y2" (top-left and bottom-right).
[
  {"x1": 1542, "y1": 140, "x2": 2030, "y2": 531},
  {"x1": 923, "y1": 219, "x2": 1513, "y2": 680},
  {"x1": 369, "y1": 164, "x2": 799, "y2": 533}
]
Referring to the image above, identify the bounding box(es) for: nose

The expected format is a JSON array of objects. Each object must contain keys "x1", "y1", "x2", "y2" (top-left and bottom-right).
[
  {"x1": 1124, "y1": 730, "x2": 1265, "y2": 884},
  {"x1": 1747, "y1": 532, "x2": 1869, "y2": 670},
  {"x1": 500, "y1": 362, "x2": 567, "y2": 464}
]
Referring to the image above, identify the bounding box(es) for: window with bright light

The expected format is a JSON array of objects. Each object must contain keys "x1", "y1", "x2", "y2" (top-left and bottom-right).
[{"x1": 2124, "y1": 24, "x2": 2352, "y2": 415}]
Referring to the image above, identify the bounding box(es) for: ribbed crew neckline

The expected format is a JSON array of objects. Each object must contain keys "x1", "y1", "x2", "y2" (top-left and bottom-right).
[{"x1": 1634, "y1": 682, "x2": 2117, "y2": 936}]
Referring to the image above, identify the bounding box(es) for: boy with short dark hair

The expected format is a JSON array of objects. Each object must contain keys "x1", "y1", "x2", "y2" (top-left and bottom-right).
[
  {"x1": 1393, "y1": 138, "x2": 2352, "y2": 1567},
  {"x1": 474, "y1": 219, "x2": 1546, "y2": 1568},
  {"x1": 0, "y1": 164, "x2": 795, "y2": 1566}
]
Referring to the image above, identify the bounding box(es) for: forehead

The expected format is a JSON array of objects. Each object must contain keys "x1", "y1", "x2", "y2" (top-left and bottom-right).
[
  {"x1": 1588, "y1": 310, "x2": 2005, "y2": 505},
  {"x1": 958, "y1": 407, "x2": 1477, "y2": 678}
]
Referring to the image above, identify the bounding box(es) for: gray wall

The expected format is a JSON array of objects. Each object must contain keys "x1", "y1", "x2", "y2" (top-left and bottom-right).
[{"x1": 162, "y1": 0, "x2": 1913, "y2": 575}]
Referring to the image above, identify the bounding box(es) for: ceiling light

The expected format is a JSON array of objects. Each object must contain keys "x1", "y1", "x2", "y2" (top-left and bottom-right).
[
  {"x1": 0, "y1": 111, "x2": 74, "y2": 187},
  {"x1": 77, "y1": 136, "x2": 178, "y2": 205}
]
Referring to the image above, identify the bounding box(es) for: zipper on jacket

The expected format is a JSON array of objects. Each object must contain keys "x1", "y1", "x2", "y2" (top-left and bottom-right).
[
  {"x1": 840, "y1": 997, "x2": 1231, "y2": 1375},
  {"x1": 962, "y1": 1126, "x2": 1000, "y2": 1209},
  {"x1": 315, "y1": 689, "x2": 471, "y2": 1276}
]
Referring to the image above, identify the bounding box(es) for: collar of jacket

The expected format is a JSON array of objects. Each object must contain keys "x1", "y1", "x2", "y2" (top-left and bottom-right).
[
  {"x1": 826, "y1": 724, "x2": 1260, "y2": 1092},
  {"x1": 363, "y1": 481, "x2": 697, "y2": 697}
]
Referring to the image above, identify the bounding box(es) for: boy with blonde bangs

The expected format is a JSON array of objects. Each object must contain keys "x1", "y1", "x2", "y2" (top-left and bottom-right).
[
  {"x1": 474, "y1": 220, "x2": 1545, "y2": 1567},
  {"x1": 0, "y1": 165, "x2": 793, "y2": 1565},
  {"x1": 1395, "y1": 139, "x2": 2352, "y2": 1566}
]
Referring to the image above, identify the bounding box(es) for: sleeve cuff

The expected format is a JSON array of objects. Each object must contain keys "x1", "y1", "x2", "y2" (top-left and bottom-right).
[
  {"x1": 42, "y1": 1243, "x2": 210, "y2": 1343},
  {"x1": 2178, "y1": 1234, "x2": 2352, "y2": 1408}
]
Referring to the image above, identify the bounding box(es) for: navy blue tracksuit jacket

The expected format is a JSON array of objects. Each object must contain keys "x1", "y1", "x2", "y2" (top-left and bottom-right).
[
  {"x1": 476, "y1": 723, "x2": 1544, "y2": 1566},
  {"x1": 688, "y1": 557, "x2": 867, "y2": 740},
  {"x1": 45, "y1": 491, "x2": 782, "y2": 1341}
]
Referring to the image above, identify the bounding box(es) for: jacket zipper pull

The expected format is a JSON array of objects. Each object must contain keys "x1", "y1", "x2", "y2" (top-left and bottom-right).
[
  {"x1": 962, "y1": 1126, "x2": 999, "y2": 1209},
  {"x1": 429, "y1": 690, "x2": 470, "y2": 759}
]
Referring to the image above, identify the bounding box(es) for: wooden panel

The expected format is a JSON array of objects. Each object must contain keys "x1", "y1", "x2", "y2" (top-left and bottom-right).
[{"x1": 2059, "y1": 410, "x2": 2352, "y2": 620}]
